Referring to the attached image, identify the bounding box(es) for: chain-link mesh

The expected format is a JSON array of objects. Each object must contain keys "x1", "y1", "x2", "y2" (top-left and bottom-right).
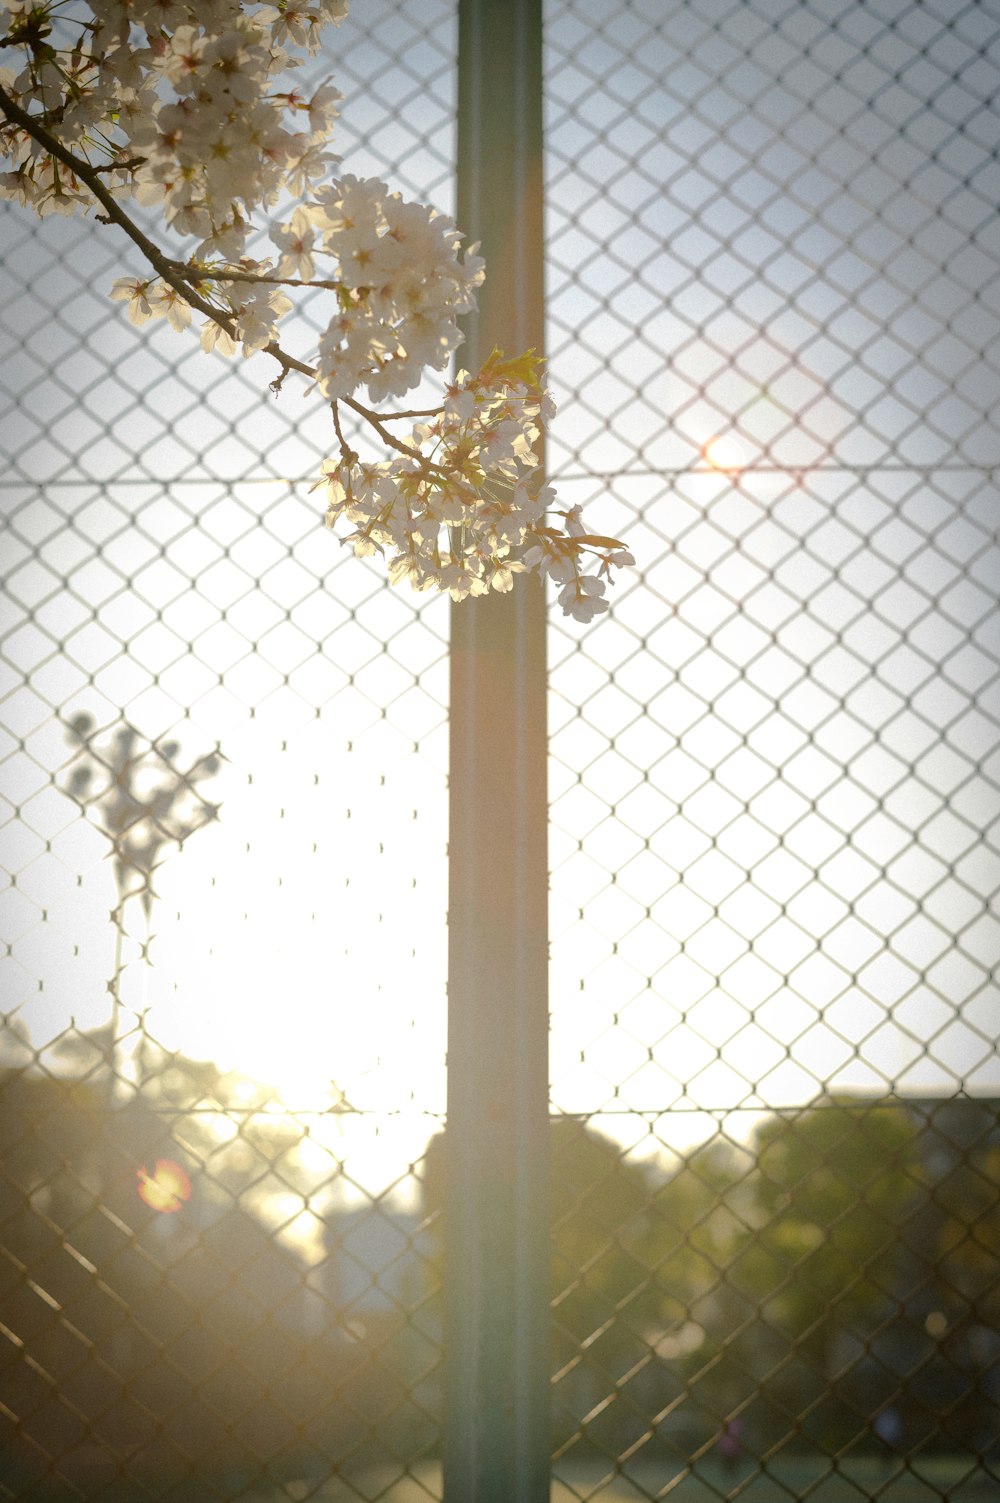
[
  {"x1": 1, "y1": 3, "x2": 455, "y2": 1498},
  {"x1": 544, "y1": 2, "x2": 999, "y2": 1499},
  {"x1": 2, "y1": 1, "x2": 1000, "y2": 1500}
]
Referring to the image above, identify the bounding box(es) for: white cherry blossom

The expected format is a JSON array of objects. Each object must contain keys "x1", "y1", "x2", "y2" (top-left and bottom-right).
[
  {"x1": 110, "y1": 276, "x2": 155, "y2": 325},
  {"x1": 0, "y1": 0, "x2": 632, "y2": 622}
]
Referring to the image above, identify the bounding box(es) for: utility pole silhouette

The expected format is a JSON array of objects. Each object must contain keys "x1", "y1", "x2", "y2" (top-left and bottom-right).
[{"x1": 64, "y1": 715, "x2": 223, "y2": 1103}]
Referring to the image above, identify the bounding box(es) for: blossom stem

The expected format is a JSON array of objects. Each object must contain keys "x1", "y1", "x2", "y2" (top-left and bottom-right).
[
  {"x1": 339, "y1": 394, "x2": 449, "y2": 475},
  {"x1": 330, "y1": 401, "x2": 357, "y2": 465},
  {"x1": 166, "y1": 261, "x2": 344, "y2": 292}
]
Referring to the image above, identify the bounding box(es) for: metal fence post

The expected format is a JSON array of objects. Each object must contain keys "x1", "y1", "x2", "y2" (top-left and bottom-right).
[{"x1": 444, "y1": 2, "x2": 549, "y2": 1500}]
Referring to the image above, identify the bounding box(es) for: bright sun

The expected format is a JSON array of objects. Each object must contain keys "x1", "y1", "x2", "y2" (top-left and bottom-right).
[{"x1": 702, "y1": 433, "x2": 748, "y2": 472}]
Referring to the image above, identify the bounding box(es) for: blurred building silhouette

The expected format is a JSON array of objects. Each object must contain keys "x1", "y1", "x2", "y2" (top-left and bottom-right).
[{"x1": 0, "y1": 1065, "x2": 430, "y2": 1498}]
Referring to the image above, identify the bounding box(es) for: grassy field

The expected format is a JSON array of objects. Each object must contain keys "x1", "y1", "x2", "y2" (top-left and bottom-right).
[{"x1": 249, "y1": 1455, "x2": 999, "y2": 1502}]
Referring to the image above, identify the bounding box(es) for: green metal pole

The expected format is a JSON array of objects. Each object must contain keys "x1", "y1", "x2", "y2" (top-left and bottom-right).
[{"x1": 444, "y1": 2, "x2": 549, "y2": 1500}]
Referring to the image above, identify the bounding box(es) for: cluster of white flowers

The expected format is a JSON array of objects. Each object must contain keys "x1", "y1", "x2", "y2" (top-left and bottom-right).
[
  {"x1": 0, "y1": 0, "x2": 633, "y2": 620},
  {"x1": 317, "y1": 350, "x2": 632, "y2": 612},
  {"x1": 0, "y1": 0, "x2": 344, "y2": 232},
  {"x1": 305, "y1": 175, "x2": 484, "y2": 403}
]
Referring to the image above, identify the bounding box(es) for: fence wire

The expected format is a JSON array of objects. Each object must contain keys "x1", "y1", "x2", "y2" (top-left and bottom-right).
[
  {"x1": 543, "y1": 1, "x2": 999, "y2": 1499},
  {"x1": 0, "y1": 1, "x2": 998, "y2": 1501},
  {"x1": 0, "y1": 3, "x2": 455, "y2": 1499}
]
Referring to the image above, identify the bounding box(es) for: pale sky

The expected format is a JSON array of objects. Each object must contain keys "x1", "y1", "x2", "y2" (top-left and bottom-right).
[{"x1": 1, "y1": 1, "x2": 998, "y2": 1223}]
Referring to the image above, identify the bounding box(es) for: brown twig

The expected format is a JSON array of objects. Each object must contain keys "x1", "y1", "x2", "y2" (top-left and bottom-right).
[
  {"x1": 331, "y1": 401, "x2": 358, "y2": 465},
  {"x1": 166, "y1": 260, "x2": 344, "y2": 292},
  {"x1": 340, "y1": 393, "x2": 449, "y2": 474},
  {"x1": 379, "y1": 405, "x2": 443, "y2": 420},
  {"x1": 92, "y1": 156, "x2": 146, "y2": 174}
]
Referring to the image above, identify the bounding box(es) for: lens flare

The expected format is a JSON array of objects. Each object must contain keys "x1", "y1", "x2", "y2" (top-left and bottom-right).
[
  {"x1": 137, "y1": 1158, "x2": 192, "y2": 1213},
  {"x1": 702, "y1": 434, "x2": 748, "y2": 473}
]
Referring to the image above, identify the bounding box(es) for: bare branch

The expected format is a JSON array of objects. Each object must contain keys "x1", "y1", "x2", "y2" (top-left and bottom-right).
[{"x1": 341, "y1": 392, "x2": 447, "y2": 473}]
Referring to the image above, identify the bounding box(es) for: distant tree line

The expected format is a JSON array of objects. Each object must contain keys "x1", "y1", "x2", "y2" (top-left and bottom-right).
[
  {"x1": 2, "y1": 1030, "x2": 997, "y2": 1497},
  {"x1": 423, "y1": 1099, "x2": 1000, "y2": 1463}
]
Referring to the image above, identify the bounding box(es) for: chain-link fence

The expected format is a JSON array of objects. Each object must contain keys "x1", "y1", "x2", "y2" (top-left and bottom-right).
[
  {"x1": 1, "y1": 3, "x2": 456, "y2": 1498},
  {"x1": 543, "y1": 1, "x2": 999, "y2": 1499},
  {"x1": 1, "y1": 1, "x2": 999, "y2": 1501}
]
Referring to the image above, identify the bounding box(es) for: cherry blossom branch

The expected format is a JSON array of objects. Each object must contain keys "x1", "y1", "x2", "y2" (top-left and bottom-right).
[
  {"x1": 0, "y1": 84, "x2": 236, "y2": 333},
  {"x1": 0, "y1": 4, "x2": 633, "y2": 622},
  {"x1": 0, "y1": 94, "x2": 446, "y2": 453},
  {"x1": 0, "y1": 84, "x2": 334, "y2": 397},
  {"x1": 165, "y1": 260, "x2": 344, "y2": 292}
]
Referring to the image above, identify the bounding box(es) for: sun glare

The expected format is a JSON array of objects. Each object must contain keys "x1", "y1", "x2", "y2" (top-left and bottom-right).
[
  {"x1": 137, "y1": 1158, "x2": 192, "y2": 1213},
  {"x1": 702, "y1": 433, "x2": 748, "y2": 473}
]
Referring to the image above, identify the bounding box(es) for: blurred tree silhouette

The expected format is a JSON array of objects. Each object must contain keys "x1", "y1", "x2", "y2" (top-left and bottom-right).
[
  {"x1": 925, "y1": 1127, "x2": 1000, "y2": 1330},
  {"x1": 422, "y1": 1118, "x2": 750, "y2": 1454},
  {"x1": 420, "y1": 1099, "x2": 1000, "y2": 1459},
  {"x1": 724, "y1": 1099, "x2": 922, "y2": 1449},
  {"x1": 547, "y1": 1117, "x2": 660, "y2": 1441},
  {"x1": 750, "y1": 1099, "x2": 920, "y2": 1347},
  {"x1": 28, "y1": 1018, "x2": 350, "y2": 1265},
  {"x1": 548, "y1": 1122, "x2": 756, "y2": 1456}
]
